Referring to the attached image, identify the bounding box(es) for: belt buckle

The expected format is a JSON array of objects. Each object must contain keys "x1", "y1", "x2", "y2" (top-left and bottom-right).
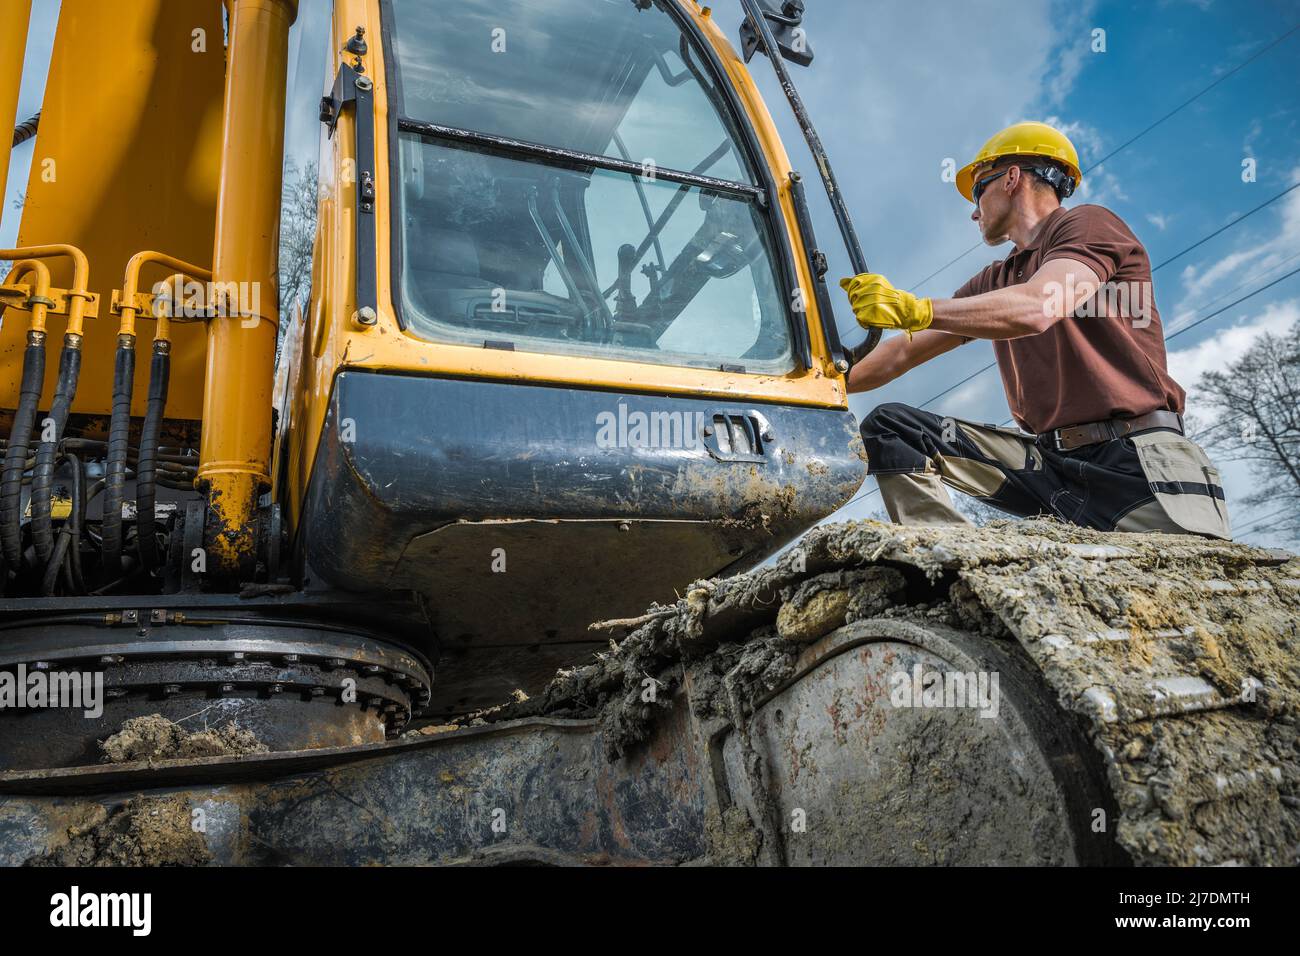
[{"x1": 1051, "y1": 428, "x2": 1066, "y2": 451}]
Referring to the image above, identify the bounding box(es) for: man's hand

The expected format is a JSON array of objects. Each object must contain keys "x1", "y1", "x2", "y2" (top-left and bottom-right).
[{"x1": 840, "y1": 273, "x2": 934, "y2": 337}]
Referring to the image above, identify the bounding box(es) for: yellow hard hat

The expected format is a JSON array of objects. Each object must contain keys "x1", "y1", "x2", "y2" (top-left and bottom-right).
[{"x1": 955, "y1": 121, "x2": 1083, "y2": 202}]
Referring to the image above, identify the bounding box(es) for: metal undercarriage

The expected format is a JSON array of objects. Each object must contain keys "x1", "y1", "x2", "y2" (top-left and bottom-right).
[{"x1": 3, "y1": 519, "x2": 1293, "y2": 866}]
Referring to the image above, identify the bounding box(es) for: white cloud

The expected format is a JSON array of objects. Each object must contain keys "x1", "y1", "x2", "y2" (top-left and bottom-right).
[
  {"x1": 1043, "y1": 114, "x2": 1129, "y2": 204},
  {"x1": 711, "y1": 0, "x2": 1098, "y2": 305},
  {"x1": 1243, "y1": 117, "x2": 1263, "y2": 157},
  {"x1": 1175, "y1": 166, "x2": 1300, "y2": 304},
  {"x1": 1168, "y1": 298, "x2": 1299, "y2": 408},
  {"x1": 1147, "y1": 212, "x2": 1169, "y2": 231},
  {"x1": 946, "y1": 371, "x2": 1010, "y2": 424},
  {"x1": 1044, "y1": 2, "x2": 1101, "y2": 107}
]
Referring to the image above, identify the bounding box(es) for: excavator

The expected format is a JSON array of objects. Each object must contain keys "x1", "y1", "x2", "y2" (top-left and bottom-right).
[{"x1": 0, "y1": 0, "x2": 1294, "y2": 867}]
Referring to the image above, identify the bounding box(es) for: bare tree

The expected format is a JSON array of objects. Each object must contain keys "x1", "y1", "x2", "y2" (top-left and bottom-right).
[
  {"x1": 954, "y1": 493, "x2": 1014, "y2": 526},
  {"x1": 277, "y1": 159, "x2": 318, "y2": 359},
  {"x1": 0, "y1": 193, "x2": 26, "y2": 283},
  {"x1": 1192, "y1": 318, "x2": 1300, "y2": 541}
]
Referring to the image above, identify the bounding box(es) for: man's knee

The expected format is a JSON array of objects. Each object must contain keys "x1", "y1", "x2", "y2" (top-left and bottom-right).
[
  {"x1": 860, "y1": 402, "x2": 918, "y2": 437},
  {"x1": 859, "y1": 402, "x2": 938, "y2": 474}
]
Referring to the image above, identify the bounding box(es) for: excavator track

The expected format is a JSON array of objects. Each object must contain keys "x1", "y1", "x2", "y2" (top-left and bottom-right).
[
  {"x1": 1, "y1": 520, "x2": 1294, "y2": 866},
  {"x1": 486, "y1": 519, "x2": 1300, "y2": 866}
]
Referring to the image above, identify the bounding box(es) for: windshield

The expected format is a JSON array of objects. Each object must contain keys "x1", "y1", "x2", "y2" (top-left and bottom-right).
[{"x1": 385, "y1": 0, "x2": 796, "y2": 373}]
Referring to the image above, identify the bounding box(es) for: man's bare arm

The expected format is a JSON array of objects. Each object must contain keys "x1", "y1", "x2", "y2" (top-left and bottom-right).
[
  {"x1": 927, "y1": 258, "x2": 1100, "y2": 340},
  {"x1": 846, "y1": 329, "x2": 968, "y2": 393}
]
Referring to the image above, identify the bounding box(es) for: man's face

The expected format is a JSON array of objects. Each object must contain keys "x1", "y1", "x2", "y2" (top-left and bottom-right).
[{"x1": 969, "y1": 162, "x2": 1013, "y2": 245}]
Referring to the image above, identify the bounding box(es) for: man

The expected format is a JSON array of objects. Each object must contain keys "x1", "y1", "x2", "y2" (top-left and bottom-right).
[{"x1": 840, "y1": 121, "x2": 1230, "y2": 538}]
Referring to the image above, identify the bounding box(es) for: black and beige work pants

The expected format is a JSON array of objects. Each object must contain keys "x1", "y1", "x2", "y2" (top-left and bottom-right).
[{"x1": 859, "y1": 403, "x2": 1232, "y2": 539}]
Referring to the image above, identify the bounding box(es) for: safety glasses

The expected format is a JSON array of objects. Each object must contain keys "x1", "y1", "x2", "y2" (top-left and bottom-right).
[{"x1": 972, "y1": 168, "x2": 1010, "y2": 205}]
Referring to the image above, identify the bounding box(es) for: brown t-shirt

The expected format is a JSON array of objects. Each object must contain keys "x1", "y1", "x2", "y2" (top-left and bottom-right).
[{"x1": 952, "y1": 204, "x2": 1185, "y2": 435}]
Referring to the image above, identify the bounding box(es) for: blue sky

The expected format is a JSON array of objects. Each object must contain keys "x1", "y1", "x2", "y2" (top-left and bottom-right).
[
  {"x1": 710, "y1": 0, "x2": 1300, "y2": 545},
  {"x1": 6, "y1": 0, "x2": 1300, "y2": 546}
]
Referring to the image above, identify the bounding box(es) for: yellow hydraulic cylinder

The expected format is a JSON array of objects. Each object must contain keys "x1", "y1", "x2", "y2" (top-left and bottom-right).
[
  {"x1": 198, "y1": 0, "x2": 296, "y2": 578},
  {"x1": 0, "y1": 0, "x2": 31, "y2": 209}
]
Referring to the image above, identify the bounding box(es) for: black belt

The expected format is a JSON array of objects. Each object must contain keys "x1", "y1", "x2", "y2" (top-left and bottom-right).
[{"x1": 1042, "y1": 410, "x2": 1183, "y2": 451}]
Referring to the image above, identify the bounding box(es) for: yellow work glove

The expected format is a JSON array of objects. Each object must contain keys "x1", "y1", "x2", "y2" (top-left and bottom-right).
[{"x1": 839, "y1": 273, "x2": 934, "y2": 338}]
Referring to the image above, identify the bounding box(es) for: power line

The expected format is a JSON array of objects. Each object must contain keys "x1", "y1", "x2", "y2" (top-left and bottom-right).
[
  {"x1": 1165, "y1": 264, "x2": 1300, "y2": 342},
  {"x1": 1166, "y1": 247, "x2": 1300, "y2": 336},
  {"x1": 1085, "y1": 23, "x2": 1300, "y2": 177},
  {"x1": 846, "y1": 26, "x2": 1300, "y2": 514},
  {"x1": 842, "y1": 265, "x2": 1300, "y2": 512},
  {"x1": 1193, "y1": 396, "x2": 1292, "y2": 440},
  {"x1": 915, "y1": 184, "x2": 1300, "y2": 410},
  {"x1": 1233, "y1": 504, "x2": 1298, "y2": 538},
  {"x1": 1150, "y1": 182, "x2": 1299, "y2": 273},
  {"x1": 907, "y1": 239, "x2": 984, "y2": 293},
  {"x1": 904, "y1": 22, "x2": 1300, "y2": 292}
]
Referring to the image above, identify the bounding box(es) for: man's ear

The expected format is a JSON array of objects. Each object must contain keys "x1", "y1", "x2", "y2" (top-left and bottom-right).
[{"x1": 1003, "y1": 164, "x2": 1022, "y2": 195}]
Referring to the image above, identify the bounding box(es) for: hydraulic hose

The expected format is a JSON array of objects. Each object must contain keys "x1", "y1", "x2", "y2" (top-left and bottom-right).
[
  {"x1": 113, "y1": 256, "x2": 208, "y2": 577},
  {"x1": 67, "y1": 452, "x2": 85, "y2": 594},
  {"x1": 101, "y1": 334, "x2": 135, "y2": 578},
  {"x1": 40, "y1": 521, "x2": 70, "y2": 596},
  {"x1": 0, "y1": 330, "x2": 45, "y2": 568},
  {"x1": 30, "y1": 332, "x2": 82, "y2": 563},
  {"x1": 135, "y1": 340, "x2": 171, "y2": 572},
  {"x1": 0, "y1": 246, "x2": 91, "y2": 575},
  {"x1": 11, "y1": 110, "x2": 38, "y2": 148}
]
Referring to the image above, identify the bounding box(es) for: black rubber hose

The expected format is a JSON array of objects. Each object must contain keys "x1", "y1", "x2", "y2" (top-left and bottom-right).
[
  {"x1": 67, "y1": 452, "x2": 86, "y2": 594},
  {"x1": 12, "y1": 110, "x2": 39, "y2": 147},
  {"x1": 1, "y1": 333, "x2": 46, "y2": 569},
  {"x1": 135, "y1": 342, "x2": 170, "y2": 572},
  {"x1": 31, "y1": 334, "x2": 81, "y2": 563},
  {"x1": 101, "y1": 335, "x2": 135, "y2": 578},
  {"x1": 41, "y1": 528, "x2": 70, "y2": 596}
]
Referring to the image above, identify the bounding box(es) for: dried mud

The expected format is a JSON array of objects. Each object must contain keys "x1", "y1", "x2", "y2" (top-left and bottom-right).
[
  {"x1": 100, "y1": 714, "x2": 269, "y2": 764},
  {"x1": 497, "y1": 518, "x2": 1299, "y2": 865},
  {"x1": 24, "y1": 796, "x2": 210, "y2": 867}
]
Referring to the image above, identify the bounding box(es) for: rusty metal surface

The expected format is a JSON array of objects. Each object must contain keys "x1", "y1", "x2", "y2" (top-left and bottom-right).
[
  {"x1": 0, "y1": 706, "x2": 709, "y2": 866},
  {"x1": 713, "y1": 620, "x2": 1119, "y2": 865},
  {"x1": 0, "y1": 592, "x2": 435, "y2": 770}
]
